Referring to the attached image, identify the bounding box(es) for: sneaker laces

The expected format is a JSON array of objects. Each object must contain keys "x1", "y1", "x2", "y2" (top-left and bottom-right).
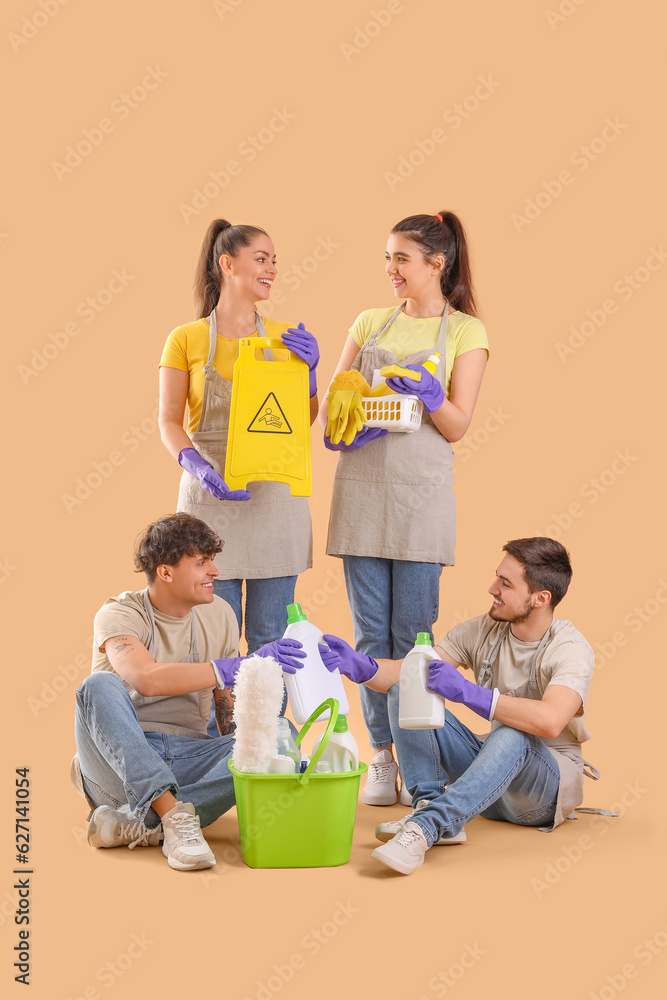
[
  {"x1": 394, "y1": 826, "x2": 425, "y2": 848},
  {"x1": 368, "y1": 762, "x2": 396, "y2": 784},
  {"x1": 168, "y1": 810, "x2": 203, "y2": 845},
  {"x1": 116, "y1": 819, "x2": 156, "y2": 850}
]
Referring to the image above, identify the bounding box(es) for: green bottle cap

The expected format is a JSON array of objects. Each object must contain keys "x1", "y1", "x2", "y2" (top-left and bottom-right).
[
  {"x1": 416, "y1": 632, "x2": 432, "y2": 646},
  {"x1": 333, "y1": 715, "x2": 349, "y2": 733},
  {"x1": 286, "y1": 603, "x2": 306, "y2": 623}
]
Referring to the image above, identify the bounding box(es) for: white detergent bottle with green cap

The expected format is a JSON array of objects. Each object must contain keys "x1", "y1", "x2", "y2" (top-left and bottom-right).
[
  {"x1": 312, "y1": 715, "x2": 359, "y2": 772},
  {"x1": 399, "y1": 632, "x2": 445, "y2": 729},
  {"x1": 282, "y1": 603, "x2": 350, "y2": 724}
]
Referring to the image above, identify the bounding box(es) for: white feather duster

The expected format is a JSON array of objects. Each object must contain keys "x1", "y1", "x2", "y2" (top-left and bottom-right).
[{"x1": 232, "y1": 655, "x2": 285, "y2": 773}]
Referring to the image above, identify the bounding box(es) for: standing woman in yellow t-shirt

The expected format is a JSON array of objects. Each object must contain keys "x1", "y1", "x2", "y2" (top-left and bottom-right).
[
  {"x1": 159, "y1": 220, "x2": 319, "y2": 735},
  {"x1": 320, "y1": 211, "x2": 488, "y2": 805}
]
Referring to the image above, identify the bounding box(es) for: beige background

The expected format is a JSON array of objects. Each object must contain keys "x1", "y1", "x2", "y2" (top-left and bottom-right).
[{"x1": 2, "y1": 0, "x2": 666, "y2": 996}]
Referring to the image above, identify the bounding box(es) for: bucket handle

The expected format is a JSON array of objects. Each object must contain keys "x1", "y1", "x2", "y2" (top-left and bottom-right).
[{"x1": 294, "y1": 698, "x2": 339, "y2": 785}]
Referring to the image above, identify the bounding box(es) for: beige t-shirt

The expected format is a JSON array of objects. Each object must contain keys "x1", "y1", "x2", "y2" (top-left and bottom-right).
[
  {"x1": 93, "y1": 590, "x2": 239, "y2": 738},
  {"x1": 437, "y1": 615, "x2": 593, "y2": 745}
]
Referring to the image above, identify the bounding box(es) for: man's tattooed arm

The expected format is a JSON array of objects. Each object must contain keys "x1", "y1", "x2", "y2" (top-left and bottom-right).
[
  {"x1": 110, "y1": 635, "x2": 137, "y2": 660},
  {"x1": 213, "y1": 687, "x2": 236, "y2": 735}
]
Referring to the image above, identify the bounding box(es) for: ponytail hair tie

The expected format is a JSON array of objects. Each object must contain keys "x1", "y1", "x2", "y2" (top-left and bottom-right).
[{"x1": 434, "y1": 213, "x2": 443, "y2": 223}]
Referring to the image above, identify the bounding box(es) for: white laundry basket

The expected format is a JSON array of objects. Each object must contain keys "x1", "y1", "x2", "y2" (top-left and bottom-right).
[{"x1": 362, "y1": 394, "x2": 422, "y2": 432}]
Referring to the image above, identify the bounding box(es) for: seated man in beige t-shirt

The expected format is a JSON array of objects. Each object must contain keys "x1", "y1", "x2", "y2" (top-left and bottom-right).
[
  {"x1": 73, "y1": 513, "x2": 305, "y2": 872},
  {"x1": 319, "y1": 537, "x2": 599, "y2": 876}
]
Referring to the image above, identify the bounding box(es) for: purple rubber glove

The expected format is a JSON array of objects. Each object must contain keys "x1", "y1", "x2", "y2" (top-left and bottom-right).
[
  {"x1": 178, "y1": 448, "x2": 251, "y2": 501},
  {"x1": 211, "y1": 639, "x2": 307, "y2": 687},
  {"x1": 426, "y1": 660, "x2": 493, "y2": 720},
  {"x1": 385, "y1": 363, "x2": 445, "y2": 413},
  {"x1": 281, "y1": 323, "x2": 319, "y2": 398},
  {"x1": 254, "y1": 638, "x2": 307, "y2": 673},
  {"x1": 323, "y1": 425, "x2": 388, "y2": 452},
  {"x1": 319, "y1": 635, "x2": 378, "y2": 684}
]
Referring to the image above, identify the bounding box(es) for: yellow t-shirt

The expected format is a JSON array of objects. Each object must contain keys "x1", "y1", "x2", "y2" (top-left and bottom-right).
[
  {"x1": 349, "y1": 307, "x2": 489, "y2": 397},
  {"x1": 160, "y1": 316, "x2": 292, "y2": 435}
]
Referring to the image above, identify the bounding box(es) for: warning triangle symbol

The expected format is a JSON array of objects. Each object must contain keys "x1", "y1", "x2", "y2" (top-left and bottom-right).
[{"x1": 247, "y1": 392, "x2": 293, "y2": 434}]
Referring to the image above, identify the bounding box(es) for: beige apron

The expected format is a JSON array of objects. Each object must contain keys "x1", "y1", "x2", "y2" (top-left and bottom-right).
[
  {"x1": 477, "y1": 622, "x2": 607, "y2": 830},
  {"x1": 326, "y1": 302, "x2": 455, "y2": 565},
  {"x1": 177, "y1": 309, "x2": 312, "y2": 580}
]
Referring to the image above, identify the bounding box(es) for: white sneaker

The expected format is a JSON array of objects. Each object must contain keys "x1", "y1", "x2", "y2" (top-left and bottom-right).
[
  {"x1": 161, "y1": 801, "x2": 216, "y2": 871},
  {"x1": 87, "y1": 804, "x2": 163, "y2": 849},
  {"x1": 371, "y1": 821, "x2": 429, "y2": 875},
  {"x1": 362, "y1": 750, "x2": 398, "y2": 805},
  {"x1": 399, "y1": 782, "x2": 412, "y2": 806},
  {"x1": 375, "y1": 799, "x2": 467, "y2": 846}
]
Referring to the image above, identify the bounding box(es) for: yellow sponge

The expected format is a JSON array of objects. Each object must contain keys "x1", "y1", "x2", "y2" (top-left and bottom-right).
[
  {"x1": 379, "y1": 364, "x2": 422, "y2": 382},
  {"x1": 328, "y1": 370, "x2": 371, "y2": 396}
]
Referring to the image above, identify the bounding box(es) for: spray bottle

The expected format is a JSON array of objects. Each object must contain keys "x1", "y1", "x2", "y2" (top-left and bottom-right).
[{"x1": 398, "y1": 632, "x2": 445, "y2": 729}]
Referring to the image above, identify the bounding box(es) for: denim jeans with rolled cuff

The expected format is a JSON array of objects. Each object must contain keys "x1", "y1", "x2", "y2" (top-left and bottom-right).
[
  {"x1": 75, "y1": 671, "x2": 236, "y2": 829},
  {"x1": 390, "y1": 703, "x2": 560, "y2": 845}
]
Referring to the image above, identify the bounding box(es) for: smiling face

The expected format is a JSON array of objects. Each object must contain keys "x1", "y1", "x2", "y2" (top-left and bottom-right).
[
  {"x1": 219, "y1": 234, "x2": 277, "y2": 302},
  {"x1": 385, "y1": 233, "x2": 444, "y2": 300},
  {"x1": 487, "y1": 553, "x2": 549, "y2": 625},
  {"x1": 160, "y1": 551, "x2": 219, "y2": 609}
]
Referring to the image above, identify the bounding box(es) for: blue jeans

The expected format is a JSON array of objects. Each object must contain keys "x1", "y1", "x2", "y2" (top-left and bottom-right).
[
  {"x1": 210, "y1": 575, "x2": 296, "y2": 737},
  {"x1": 342, "y1": 556, "x2": 442, "y2": 749},
  {"x1": 391, "y1": 705, "x2": 560, "y2": 846},
  {"x1": 75, "y1": 672, "x2": 236, "y2": 829}
]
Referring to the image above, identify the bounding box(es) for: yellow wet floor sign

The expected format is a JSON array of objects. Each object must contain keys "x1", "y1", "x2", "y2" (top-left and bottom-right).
[{"x1": 224, "y1": 338, "x2": 311, "y2": 496}]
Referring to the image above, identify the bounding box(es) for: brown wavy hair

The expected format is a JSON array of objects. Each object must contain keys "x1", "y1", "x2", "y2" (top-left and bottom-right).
[{"x1": 134, "y1": 513, "x2": 223, "y2": 583}]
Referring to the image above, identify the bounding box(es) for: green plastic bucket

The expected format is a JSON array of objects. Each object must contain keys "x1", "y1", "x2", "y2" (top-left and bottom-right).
[{"x1": 229, "y1": 698, "x2": 367, "y2": 868}]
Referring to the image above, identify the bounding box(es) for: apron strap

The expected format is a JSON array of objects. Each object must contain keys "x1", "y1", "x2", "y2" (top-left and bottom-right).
[
  {"x1": 477, "y1": 624, "x2": 510, "y2": 689},
  {"x1": 582, "y1": 759, "x2": 601, "y2": 780},
  {"x1": 571, "y1": 760, "x2": 619, "y2": 818},
  {"x1": 140, "y1": 589, "x2": 199, "y2": 662},
  {"x1": 574, "y1": 807, "x2": 620, "y2": 817},
  {"x1": 204, "y1": 309, "x2": 275, "y2": 373},
  {"x1": 478, "y1": 620, "x2": 555, "y2": 690},
  {"x1": 364, "y1": 303, "x2": 405, "y2": 349}
]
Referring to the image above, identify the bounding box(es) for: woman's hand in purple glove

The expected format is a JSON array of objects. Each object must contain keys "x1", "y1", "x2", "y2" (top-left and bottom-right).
[
  {"x1": 386, "y1": 364, "x2": 445, "y2": 413},
  {"x1": 178, "y1": 448, "x2": 251, "y2": 501},
  {"x1": 426, "y1": 660, "x2": 493, "y2": 719},
  {"x1": 323, "y1": 426, "x2": 388, "y2": 452},
  {"x1": 281, "y1": 323, "x2": 319, "y2": 397},
  {"x1": 253, "y1": 638, "x2": 307, "y2": 673},
  {"x1": 319, "y1": 635, "x2": 378, "y2": 684}
]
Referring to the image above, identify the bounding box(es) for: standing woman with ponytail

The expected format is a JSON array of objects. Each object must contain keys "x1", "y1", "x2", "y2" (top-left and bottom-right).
[
  {"x1": 320, "y1": 211, "x2": 488, "y2": 805},
  {"x1": 159, "y1": 220, "x2": 319, "y2": 734}
]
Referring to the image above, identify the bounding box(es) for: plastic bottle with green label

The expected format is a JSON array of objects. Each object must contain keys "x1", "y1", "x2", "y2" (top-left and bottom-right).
[
  {"x1": 312, "y1": 715, "x2": 359, "y2": 772},
  {"x1": 398, "y1": 632, "x2": 445, "y2": 729},
  {"x1": 282, "y1": 603, "x2": 350, "y2": 724}
]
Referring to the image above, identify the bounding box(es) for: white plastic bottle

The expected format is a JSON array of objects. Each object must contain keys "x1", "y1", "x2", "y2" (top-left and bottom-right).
[
  {"x1": 274, "y1": 718, "x2": 300, "y2": 772},
  {"x1": 312, "y1": 715, "x2": 359, "y2": 772},
  {"x1": 398, "y1": 632, "x2": 445, "y2": 729},
  {"x1": 282, "y1": 603, "x2": 350, "y2": 724}
]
